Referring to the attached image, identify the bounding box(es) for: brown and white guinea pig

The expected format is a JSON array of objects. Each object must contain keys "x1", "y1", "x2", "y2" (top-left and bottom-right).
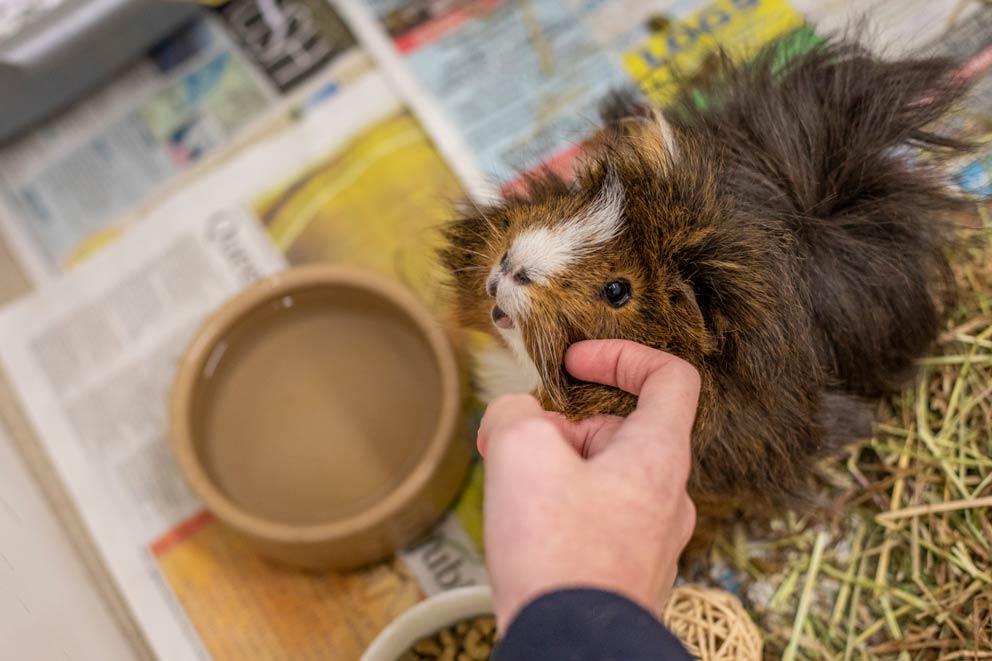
[{"x1": 440, "y1": 33, "x2": 974, "y2": 513}]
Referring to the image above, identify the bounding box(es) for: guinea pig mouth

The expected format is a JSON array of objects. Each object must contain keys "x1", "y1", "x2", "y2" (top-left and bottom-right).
[{"x1": 491, "y1": 305, "x2": 514, "y2": 330}]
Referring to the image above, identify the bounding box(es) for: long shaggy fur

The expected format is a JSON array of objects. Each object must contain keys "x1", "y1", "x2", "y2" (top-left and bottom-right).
[{"x1": 440, "y1": 33, "x2": 974, "y2": 514}]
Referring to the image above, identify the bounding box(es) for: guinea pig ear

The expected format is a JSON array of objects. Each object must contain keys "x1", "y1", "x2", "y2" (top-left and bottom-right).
[
  {"x1": 598, "y1": 88, "x2": 654, "y2": 126},
  {"x1": 607, "y1": 109, "x2": 679, "y2": 170},
  {"x1": 649, "y1": 108, "x2": 679, "y2": 164},
  {"x1": 670, "y1": 279, "x2": 719, "y2": 355},
  {"x1": 578, "y1": 114, "x2": 679, "y2": 186}
]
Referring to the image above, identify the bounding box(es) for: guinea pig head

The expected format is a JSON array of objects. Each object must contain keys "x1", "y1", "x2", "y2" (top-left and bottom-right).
[{"x1": 442, "y1": 112, "x2": 732, "y2": 419}]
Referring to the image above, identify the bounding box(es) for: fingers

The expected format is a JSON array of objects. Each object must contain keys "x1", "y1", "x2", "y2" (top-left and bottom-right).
[
  {"x1": 476, "y1": 394, "x2": 544, "y2": 457},
  {"x1": 565, "y1": 339, "x2": 700, "y2": 471},
  {"x1": 478, "y1": 396, "x2": 622, "y2": 461},
  {"x1": 565, "y1": 339, "x2": 700, "y2": 438},
  {"x1": 478, "y1": 395, "x2": 579, "y2": 486},
  {"x1": 545, "y1": 413, "x2": 624, "y2": 458},
  {"x1": 565, "y1": 340, "x2": 696, "y2": 395}
]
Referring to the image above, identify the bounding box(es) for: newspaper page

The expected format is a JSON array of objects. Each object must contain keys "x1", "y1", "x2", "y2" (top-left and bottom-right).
[
  {"x1": 217, "y1": 0, "x2": 357, "y2": 93},
  {"x1": 791, "y1": 0, "x2": 982, "y2": 51},
  {"x1": 334, "y1": 0, "x2": 630, "y2": 188},
  {"x1": 921, "y1": 2, "x2": 992, "y2": 199},
  {"x1": 0, "y1": 2, "x2": 357, "y2": 283},
  {"x1": 0, "y1": 16, "x2": 274, "y2": 282},
  {"x1": 0, "y1": 205, "x2": 287, "y2": 660}
]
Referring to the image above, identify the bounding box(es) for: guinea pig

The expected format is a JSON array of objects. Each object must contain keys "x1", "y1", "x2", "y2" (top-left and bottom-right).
[{"x1": 441, "y1": 33, "x2": 974, "y2": 513}]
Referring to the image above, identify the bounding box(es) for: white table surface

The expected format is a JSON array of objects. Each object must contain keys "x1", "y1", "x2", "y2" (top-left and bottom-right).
[
  {"x1": 0, "y1": 235, "x2": 136, "y2": 660},
  {"x1": 0, "y1": 425, "x2": 136, "y2": 661}
]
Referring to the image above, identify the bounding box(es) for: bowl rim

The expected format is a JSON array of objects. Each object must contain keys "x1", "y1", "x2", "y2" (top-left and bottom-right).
[
  {"x1": 361, "y1": 585, "x2": 494, "y2": 661},
  {"x1": 169, "y1": 263, "x2": 461, "y2": 543}
]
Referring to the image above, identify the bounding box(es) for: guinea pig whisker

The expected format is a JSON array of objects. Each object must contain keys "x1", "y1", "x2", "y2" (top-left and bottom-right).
[
  {"x1": 458, "y1": 224, "x2": 500, "y2": 255},
  {"x1": 462, "y1": 201, "x2": 504, "y2": 251},
  {"x1": 464, "y1": 196, "x2": 496, "y2": 223},
  {"x1": 453, "y1": 246, "x2": 493, "y2": 260},
  {"x1": 534, "y1": 324, "x2": 554, "y2": 391}
]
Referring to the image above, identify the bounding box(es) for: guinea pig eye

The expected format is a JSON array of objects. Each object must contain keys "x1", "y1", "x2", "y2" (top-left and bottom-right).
[{"x1": 602, "y1": 279, "x2": 632, "y2": 308}]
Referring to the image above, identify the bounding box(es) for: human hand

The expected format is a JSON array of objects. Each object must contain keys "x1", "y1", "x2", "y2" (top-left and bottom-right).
[{"x1": 477, "y1": 339, "x2": 701, "y2": 630}]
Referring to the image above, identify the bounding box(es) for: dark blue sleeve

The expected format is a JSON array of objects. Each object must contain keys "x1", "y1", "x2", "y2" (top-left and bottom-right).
[{"x1": 492, "y1": 588, "x2": 694, "y2": 660}]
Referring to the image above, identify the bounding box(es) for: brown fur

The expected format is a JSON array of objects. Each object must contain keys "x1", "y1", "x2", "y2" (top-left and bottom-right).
[{"x1": 440, "y1": 33, "x2": 974, "y2": 514}]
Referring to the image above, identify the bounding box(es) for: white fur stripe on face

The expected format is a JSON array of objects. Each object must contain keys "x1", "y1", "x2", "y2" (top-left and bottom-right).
[{"x1": 507, "y1": 174, "x2": 624, "y2": 285}]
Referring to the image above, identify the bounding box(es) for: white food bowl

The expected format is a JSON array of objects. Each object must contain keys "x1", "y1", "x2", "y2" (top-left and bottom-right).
[{"x1": 362, "y1": 585, "x2": 494, "y2": 661}]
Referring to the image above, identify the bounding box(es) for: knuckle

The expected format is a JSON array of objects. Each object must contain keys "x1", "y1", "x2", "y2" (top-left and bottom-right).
[{"x1": 670, "y1": 358, "x2": 701, "y2": 390}]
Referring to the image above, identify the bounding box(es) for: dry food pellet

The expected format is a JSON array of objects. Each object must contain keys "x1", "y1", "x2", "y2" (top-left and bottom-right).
[
  {"x1": 476, "y1": 617, "x2": 495, "y2": 636},
  {"x1": 404, "y1": 614, "x2": 497, "y2": 660},
  {"x1": 413, "y1": 638, "x2": 443, "y2": 656}
]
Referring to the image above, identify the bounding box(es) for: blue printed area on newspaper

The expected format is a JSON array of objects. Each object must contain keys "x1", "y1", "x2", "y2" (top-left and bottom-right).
[{"x1": 398, "y1": 1, "x2": 630, "y2": 183}]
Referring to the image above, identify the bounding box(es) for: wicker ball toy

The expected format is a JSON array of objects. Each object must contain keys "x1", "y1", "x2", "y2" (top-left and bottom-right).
[{"x1": 660, "y1": 585, "x2": 763, "y2": 660}]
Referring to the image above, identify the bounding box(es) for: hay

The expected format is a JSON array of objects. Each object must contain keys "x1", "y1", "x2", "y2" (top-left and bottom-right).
[{"x1": 694, "y1": 202, "x2": 992, "y2": 659}]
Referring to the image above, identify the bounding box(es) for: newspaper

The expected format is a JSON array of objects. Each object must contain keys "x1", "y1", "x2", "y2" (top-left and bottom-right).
[
  {"x1": 792, "y1": 0, "x2": 982, "y2": 50},
  {"x1": 0, "y1": 16, "x2": 274, "y2": 282},
  {"x1": 335, "y1": 0, "x2": 641, "y2": 188},
  {"x1": 0, "y1": 204, "x2": 286, "y2": 659},
  {"x1": 0, "y1": 59, "x2": 489, "y2": 658},
  {"x1": 218, "y1": 0, "x2": 357, "y2": 92},
  {"x1": 0, "y1": 4, "x2": 357, "y2": 284}
]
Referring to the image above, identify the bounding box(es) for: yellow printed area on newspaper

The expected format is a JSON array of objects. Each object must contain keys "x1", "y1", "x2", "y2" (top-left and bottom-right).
[
  {"x1": 623, "y1": 0, "x2": 804, "y2": 106},
  {"x1": 257, "y1": 111, "x2": 459, "y2": 311},
  {"x1": 155, "y1": 514, "x2": 423, "y2": 659}
]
